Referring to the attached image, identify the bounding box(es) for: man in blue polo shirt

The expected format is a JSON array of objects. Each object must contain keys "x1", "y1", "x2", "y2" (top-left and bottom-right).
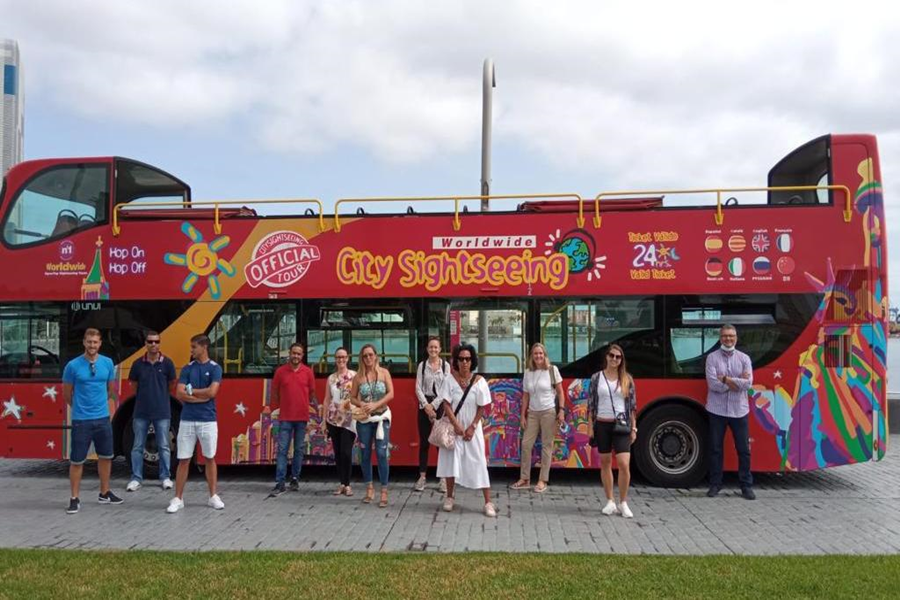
[
  {"x1": 126, "y1": 330, "x2": 177, "y2": 493},
  {"x1": 167, "y1": 334, "x2": 224, "y2": 513},
  {"x1": 63, "y1": 327, "x2": 123, "y2": 514}
]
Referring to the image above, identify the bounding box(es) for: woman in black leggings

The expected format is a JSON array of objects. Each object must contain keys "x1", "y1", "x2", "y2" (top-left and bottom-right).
[
  {"x1": 323, "y1": 347, "x2": 357, "y2": 496},
  {"x1": 415, "y1": 336, "x2": 450, "y2": 492}
]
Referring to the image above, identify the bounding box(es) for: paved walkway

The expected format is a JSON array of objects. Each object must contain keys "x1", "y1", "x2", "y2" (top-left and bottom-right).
[{"x1": 1, "y1": 437, "x2": 898, "y2": 554}]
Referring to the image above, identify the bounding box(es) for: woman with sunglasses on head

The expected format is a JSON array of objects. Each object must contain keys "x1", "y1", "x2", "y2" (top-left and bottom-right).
[
  {"x1": 322, "y1": 347, "x2": 356, "y2": 497},
  {"x1": 435, "y1": 343, "x2": 496, "y2": 517},
  {"x1": 510, "y1": 342, "x2": 565, "y2": 493},
  {"x1": 415, "y1": 336, "x2": 451, "y2": 492},
  {"x1": 588, "y1": 344, "x2": 638, "y2": 518},
  {"x1": 349, "y1": 344, "x2": 394, "y2": 508}
]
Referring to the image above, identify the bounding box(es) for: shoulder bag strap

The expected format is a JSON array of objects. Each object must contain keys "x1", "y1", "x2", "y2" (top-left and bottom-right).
[{"x1": 453, "y1": 376, "x2": 478, "y2": 417}]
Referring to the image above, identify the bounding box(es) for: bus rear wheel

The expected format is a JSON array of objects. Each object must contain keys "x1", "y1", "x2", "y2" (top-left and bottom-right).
[
  {"x1": 634, "y1": 404, "x2": 707, "y2": 488},
  {"x1": 121, "y1": 416, "x2": 180, "y2": 475}
]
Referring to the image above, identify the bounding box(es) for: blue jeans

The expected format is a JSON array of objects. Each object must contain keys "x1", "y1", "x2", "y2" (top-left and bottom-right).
[
  {"x1": 131, "y1": 418, "x2": 171, "y2": 481},
  {"x1": 708, "y1": 413, "x2": 752, "y2": 488},
  {"x1": 276, "y1": 421, "x2": 307, "y2": 484},
  {"x1": 356, "y1": 420, "x2": 390, "y2": 487}
]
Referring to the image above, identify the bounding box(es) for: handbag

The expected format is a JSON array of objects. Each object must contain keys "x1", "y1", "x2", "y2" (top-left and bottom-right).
[
  {"x1": 603, "y1": 373, "x2": 632, "y2": 435},
  {"x1": 428, "y1": 376, "x2": 476, "y2": 450}
]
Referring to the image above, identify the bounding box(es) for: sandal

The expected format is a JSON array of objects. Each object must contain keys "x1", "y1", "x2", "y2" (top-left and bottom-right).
[
  {"x1": 343, "y1": 486, "x2": 354, "y2": 497},
  {"x1": 534, "y1": 482, "x2": 548, "y2": 493},
  {"x1": 363, "y1": 486, "x2": 375, "y2": 504},
  {"x1": 379, "y1": 489, "x2": 388, "y2": 508},
  {"x1": 509, "y1": 479, "x2": 530, "y2": 490},
  {"x1": 333, "y1": 485, "x2": 346, "y2": 496}
]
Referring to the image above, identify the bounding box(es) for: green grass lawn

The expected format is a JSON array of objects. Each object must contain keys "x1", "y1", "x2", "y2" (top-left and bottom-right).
[{"x1": 1, "y1": 550, "x2": 898, "y2": 599}]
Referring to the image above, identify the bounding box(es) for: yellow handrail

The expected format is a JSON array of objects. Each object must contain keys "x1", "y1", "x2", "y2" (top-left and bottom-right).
[
  {"x1": 333, "y1": 194, "x2": 584, "y2": 233},
  {"x1": 317, "y1": 352, "x2": 414, "y2": 373},
  {"x1": 582, "y1": 185, "x2": 853, "y2": 229},
  {"x1": 112, "y1": 198, "x2": 326, "y2": 237}
]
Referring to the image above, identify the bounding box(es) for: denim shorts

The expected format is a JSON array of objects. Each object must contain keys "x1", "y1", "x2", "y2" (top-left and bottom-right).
[{"x1": 70, "y1": 418, "x2": 114, "y2": 464}]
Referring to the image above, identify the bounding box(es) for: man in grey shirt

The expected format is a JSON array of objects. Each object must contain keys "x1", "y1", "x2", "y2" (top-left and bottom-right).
[{"x1": 705, "y1": 324, "x2": 755, "y2": 500}]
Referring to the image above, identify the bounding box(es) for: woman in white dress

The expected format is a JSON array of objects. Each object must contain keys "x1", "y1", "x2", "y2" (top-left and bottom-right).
[{"x1": 435, "y1": 343, "x2": 496, "y2": 518}]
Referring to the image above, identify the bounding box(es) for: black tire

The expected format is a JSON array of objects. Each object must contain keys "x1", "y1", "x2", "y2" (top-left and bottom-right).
[{"x1": 634, "y1": 403, "x2": 707, "y2": 488}]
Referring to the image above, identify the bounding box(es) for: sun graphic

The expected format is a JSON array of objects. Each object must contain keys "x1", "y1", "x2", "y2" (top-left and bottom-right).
[{"x1": 164, "y1": 222, "x2": 235, "y2": 300}]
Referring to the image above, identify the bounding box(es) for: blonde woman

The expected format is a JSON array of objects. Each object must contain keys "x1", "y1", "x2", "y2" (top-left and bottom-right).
[
  {"x1": 349, "y1": 344, "x2": 394, "y2": 508},
  {"x1": 588, "y1": 344, "x2": 638, "y2": 518},
  {"x1": 321, "y1": 347, "x2": 356, "y2": 496},
  {"x1": 510, "y1": 342, "x2": 565, "y2": 493}
]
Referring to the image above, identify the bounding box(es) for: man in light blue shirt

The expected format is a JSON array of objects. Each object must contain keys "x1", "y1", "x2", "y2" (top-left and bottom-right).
[
  {"x1": 705, "y1": 324, "x2": 754, "y2": 500},
  {"x1": 62, "y1": 328, "x2": 123, "y2": 514}
]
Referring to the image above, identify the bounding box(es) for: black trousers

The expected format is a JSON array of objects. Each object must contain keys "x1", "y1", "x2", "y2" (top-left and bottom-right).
[
  {"x1": 327, "y1": 423, "x2": 356, "y2": 487},
  {"x1": 417, "y1": 407, "x2": 435, "y2": 473},
  {"x1": 708, "y1": 413, "x2": 752, "y2": 488}
]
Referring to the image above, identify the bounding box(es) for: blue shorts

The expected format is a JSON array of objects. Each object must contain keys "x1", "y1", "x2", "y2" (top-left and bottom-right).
[{"x1": 70, "y1": 418, "x2": 114, "y2": 464}]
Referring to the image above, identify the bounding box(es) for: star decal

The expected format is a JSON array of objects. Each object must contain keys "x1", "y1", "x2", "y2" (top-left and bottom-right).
[
  {"x1": 2, "y1": 396, "x2": 24, "y2": 421},
  {"x1": 234, "y1": 402, "x2": 248, "y2": 417},
  {"x1": 47, "y1": 440, "x2": 56, "y2": 450},
  {"x1": 43, "y1": 386, "x2": 59, "y2": 402},
  {"x1": 773, "y1": 370, "x2": 782, "y2": 380}
]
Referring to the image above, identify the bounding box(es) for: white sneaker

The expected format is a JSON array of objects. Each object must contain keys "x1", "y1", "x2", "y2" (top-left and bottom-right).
[
  {"x1": 601, "y1": 499, "x2": 619, "y2": 516},
  {"x1": 483, "y1": 502, "x2": 497, "y2": 518},
  {"x1": 439, "y1": 478, "x2": 447, "y2": 494},
  {"x1": 208, "y1": 494, "x2": 225, "y2": 510},
  {"x1": 442, "y1": 497, "x2": 454, "y2": 512},
  {"x1": 619, "y1": 501, "x2": 634, "y2": 519},
  {"x1": 414, "y1": 475, "x2": 426, "y2": 492},
  {"x1": 162, "y1": 478, "x2": 174, "y2": 490},
  {"x1": 166, "y1": 497, "x2": 184, "y2": 513},
  {"x1": 125, "y1": 480, "x2": 141, "y2": 492}
]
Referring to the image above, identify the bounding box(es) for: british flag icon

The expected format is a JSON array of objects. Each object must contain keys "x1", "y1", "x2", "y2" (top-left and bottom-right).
[{"x1": 751, "y1": 233, "x2": 770, "y2": 252}]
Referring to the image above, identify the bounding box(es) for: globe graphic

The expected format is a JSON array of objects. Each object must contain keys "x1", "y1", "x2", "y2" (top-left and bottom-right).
[{"x1": 558, "y1": 237, "x2": 591, "y2": 273}]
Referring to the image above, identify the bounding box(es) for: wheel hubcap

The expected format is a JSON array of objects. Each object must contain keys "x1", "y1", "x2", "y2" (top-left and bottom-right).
[{"x1": 649, "y1": 419, "x2": 700, "y2": 476}]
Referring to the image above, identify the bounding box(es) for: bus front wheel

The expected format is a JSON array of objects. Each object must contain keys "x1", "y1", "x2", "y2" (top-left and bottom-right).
[{"x1": 634, "y1": 403, "x2": 707, "y2": 488}]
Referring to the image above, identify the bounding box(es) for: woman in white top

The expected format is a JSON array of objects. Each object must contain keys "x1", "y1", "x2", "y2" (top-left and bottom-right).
[
  {"x1": 321, "y1": 347, "x2": 356, "y2": 496},
  {"x1": 435, "y1": 343, "x2": 496, "y2": 517},
  {"x1": 415, "y1": 336, "x2": 450, "y2": 492},
  {"x1": 588, "y1": 343, "x2": 638, "y2": 518},
  {"x1": 510, "y1": 343, "x2": 565, "y2": 493}
]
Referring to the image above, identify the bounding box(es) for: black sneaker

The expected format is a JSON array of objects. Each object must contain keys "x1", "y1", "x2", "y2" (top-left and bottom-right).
[
  {"x1": 741, "y1": 487, "x2": 756, "y2": 501},
  {"x1": 66, "y1": 497, "x2": 81, "y2": 514},
  {"x1": 706, "y1": 485, "x2": 721, "y2": 498},
  {"x1": 98, "y1": 490, "x2": 124, "y2": 505},
  {"x1": 289, "y1": 478, "x2": 300, "y2": 492},
  {"x1": 268, "y1": 483, "x2": 286, "y2": 498}
]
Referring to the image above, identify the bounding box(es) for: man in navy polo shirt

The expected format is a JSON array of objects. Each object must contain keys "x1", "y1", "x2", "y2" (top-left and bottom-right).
[
  {"x1": 167, "y1": 334, "x2": 224, "y2": 513},
  {"x1": 63, "y1": 327, "x2": 123, "y2": 514},
  {"x1": 126, "y1": 330, "x2": 177, "y2": 493}
]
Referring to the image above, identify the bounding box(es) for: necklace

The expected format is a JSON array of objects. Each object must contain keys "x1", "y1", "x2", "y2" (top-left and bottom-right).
[{"x1": 456, "y1": 373, "x2": 473, "y2": 387}]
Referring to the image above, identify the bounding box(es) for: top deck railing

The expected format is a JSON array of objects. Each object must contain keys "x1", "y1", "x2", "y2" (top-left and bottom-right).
[{"x1": 111, "y1": 185, "x2": 852, "y2": 237}]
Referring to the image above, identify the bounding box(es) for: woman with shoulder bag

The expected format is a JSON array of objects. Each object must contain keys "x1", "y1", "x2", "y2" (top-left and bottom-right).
[
  {"x1": 349, "y1": 344, "x2": 394, "y2": 508},
  {"x1": 322, "y1": 347, "x2": 357, "y2": 497},
  {"x1": 415, "y1": 336, "x2": 450, "y2": 492},
  {"x1": 588, "y1": 344, "x2": 638, "y2": 518},
  {"x1": 510, "y1": 342, "x2": 565, "y2": 493},
  {"x1": 435, "y1": 343, "x2": 496, "y2": 517}
]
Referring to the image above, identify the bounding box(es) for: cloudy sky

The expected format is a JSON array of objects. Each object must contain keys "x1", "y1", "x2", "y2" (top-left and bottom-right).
[{"x1": 3, "y1": 1, "x2": 899, "y2": 298}]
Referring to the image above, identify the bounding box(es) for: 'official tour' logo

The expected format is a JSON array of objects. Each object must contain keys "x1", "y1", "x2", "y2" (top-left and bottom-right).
[{"x1": 244, "y1": 230, "x2": 320, "y2": 288}]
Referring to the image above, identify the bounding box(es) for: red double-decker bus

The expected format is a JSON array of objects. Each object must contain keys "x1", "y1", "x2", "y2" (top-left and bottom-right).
[{"x1": 0, "y1": 134, "x2": 888, "y2": 487}]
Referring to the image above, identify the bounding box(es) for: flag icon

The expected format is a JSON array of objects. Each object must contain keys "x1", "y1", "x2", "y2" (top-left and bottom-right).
[
  {"x1": 705, "y1": 236, "x2": 723, "y2": 253},
  {"x1": 752, "y1": 256, "x2": 771, "y2": 275},
  {"x1": 705, "y1": 258, "x2": 723, "y2": 276},
  {"x1": 777, "y1": 256, "x2": 795, "y2": 275},
  {"x1": 728, "y1": 257, "x2": 744, "y2": 276},
  {"x1": 776, "y1": 233, "x2": 793, "y2": 252},
  {"x1": 751, "y1": 233, "x2": 770, "y2": 252},
  {"x1": 728, "y1": 235, "x2": 746, "y2": 252}
]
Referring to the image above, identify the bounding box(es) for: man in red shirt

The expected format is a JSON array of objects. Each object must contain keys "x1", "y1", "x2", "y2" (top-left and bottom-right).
[{"x1": 269, "y1": 343, "x2": 318, "y2": 496}]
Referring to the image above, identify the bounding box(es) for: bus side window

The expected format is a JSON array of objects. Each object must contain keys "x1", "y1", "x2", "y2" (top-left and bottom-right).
[
  {"x1": 0, "y1": 303, "x2": 63, "y2": 379},
  {"x1": 208, "y1": 302, "x2": 297, "y2": 375}
]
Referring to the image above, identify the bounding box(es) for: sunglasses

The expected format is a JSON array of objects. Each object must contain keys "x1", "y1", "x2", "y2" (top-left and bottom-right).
[
  {"x1": 457, "y1": 356, "x2": 472, "y2": 362},
  {"x1": 89, "y1": 362, "x2": 97, "y2": 376},
  {"x1": 335, "y1": 355, "x2": 349, "y2": 360},
  {"x1": 146, "y1": 340, "x2": 161, "y2": 345},
  {"x1": 607, "y1": 353, "x2": 623, "y2": 360}
]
